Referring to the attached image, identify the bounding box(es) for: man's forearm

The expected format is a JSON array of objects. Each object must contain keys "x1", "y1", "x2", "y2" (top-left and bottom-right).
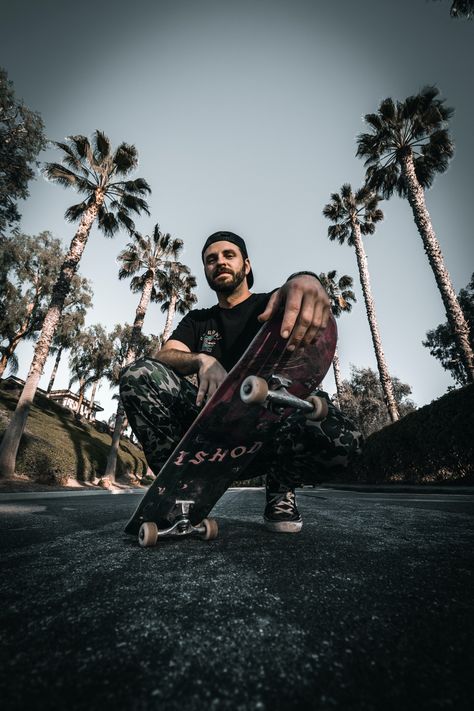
[{"x1": 154, "y1": 348, "x2": 202, "y2": 376}]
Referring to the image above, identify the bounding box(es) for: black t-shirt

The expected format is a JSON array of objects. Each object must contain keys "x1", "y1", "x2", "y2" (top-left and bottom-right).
[{"x1": 168, "y1": 293, "x2": 271, "y2": 372}]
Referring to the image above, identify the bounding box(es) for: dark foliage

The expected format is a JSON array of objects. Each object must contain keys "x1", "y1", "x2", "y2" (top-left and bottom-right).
[
  {"x1": 352, "y1": 384, "x2": 474, "y2": 484},
  {"x1": 339, "y1": 366, "x2": 416, "y2": 437},
  {"x1": 0, "y1": 68, "x2": 46, "y2": 234}
]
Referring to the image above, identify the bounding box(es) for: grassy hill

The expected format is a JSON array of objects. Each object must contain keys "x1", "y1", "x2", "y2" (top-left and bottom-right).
[{"x1": 0, "y1": 380, "x2": 147, "y2": 487}]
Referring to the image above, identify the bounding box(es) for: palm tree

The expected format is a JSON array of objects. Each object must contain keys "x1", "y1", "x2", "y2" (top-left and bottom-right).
[
  {"x1": 357, "y1": 86, "x2": 474, "y2": 383},
  {"x1": 0, "y1": 131, "x2": 151, "y2": 478},
  {"x1": 67, "y1": 325, "x2": 110, "y2": 418},
  {"x1": 46, "y1": 274, "x2": 93, "y2": 395},
  {"x1": 323, "y1": 184, "x2": 400, "y2": 422},
  {"x1": 159, "y1": 267, "x2": 197, "y2": 343},
  {"x1": 103, "y1": 225, "x2": 186, "y2": 479},
  {"x1": 68, "y1": 345, "x2": 95, "y2": 417},
  {"x1": 318, "y1": 270, "x2": 356, "y2": 403}
]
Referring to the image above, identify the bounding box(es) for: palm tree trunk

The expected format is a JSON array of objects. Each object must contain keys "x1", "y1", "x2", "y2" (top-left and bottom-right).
[
  {"x1": 129, "y1": 273, "x2": 154, "y2": 365},
  {"x1": 87, "y1": 379, "x2": 99, "y2": 420},
  {"x1": 332, "y1": 345, "x2": 343, "y2": 404},
  {"x1": 161, "y1": 294, "x2": 178, "y2": 343},
  {"x1": 351, "y1": 222, "x2": 400, "y2": 422},
  {"x1": 103, "y1": 275, "x2": 154, "y2": 480},
  {"x1": 400, "y1": 150, "x2": 474, "y2": 383},
  {"x1": 103, "y1": 400, "x2": 126, "y2": 481},
  {"x1": 0, "y1": 196, "x2": 103, "y2": 478},
  {"x1": 76, "y1": 380, "x2": 85, "y2": 415},
  {"x1": 46, "y1": 347, "x2": 63, "y2": 394}
]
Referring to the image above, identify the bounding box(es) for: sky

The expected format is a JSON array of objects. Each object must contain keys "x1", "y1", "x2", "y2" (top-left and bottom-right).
[{"x1": 2, "y1": 0, "x2": 473, "y2": 421}]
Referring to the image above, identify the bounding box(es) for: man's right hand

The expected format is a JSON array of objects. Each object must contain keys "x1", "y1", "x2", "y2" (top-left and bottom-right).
[{"x1": 197, "y1": 354, "x2": 228, "y2": 406}]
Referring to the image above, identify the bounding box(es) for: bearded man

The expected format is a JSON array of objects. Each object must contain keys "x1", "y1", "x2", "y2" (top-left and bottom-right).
[{"x1": 120, "y1": 231, "x2": 362, "y2": 532}]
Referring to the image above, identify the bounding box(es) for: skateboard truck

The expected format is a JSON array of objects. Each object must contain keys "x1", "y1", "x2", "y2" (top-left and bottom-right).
[
  {"x1": 240, "y1": 374, "x2": 328, "y2": 420},
  {"x1": 138, "y1": 500, "x2": 218, "y2": 547}
]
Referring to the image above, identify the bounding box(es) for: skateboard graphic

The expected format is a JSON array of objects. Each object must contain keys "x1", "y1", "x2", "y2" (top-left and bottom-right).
[{"x1": 124, "y1": 312, "x2": 337, "y2": 546}]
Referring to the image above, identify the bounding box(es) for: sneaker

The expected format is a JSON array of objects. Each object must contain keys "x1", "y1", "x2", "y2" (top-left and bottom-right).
[{"x1": 264, "y1": 477, "x2": 303, "y2": 533}]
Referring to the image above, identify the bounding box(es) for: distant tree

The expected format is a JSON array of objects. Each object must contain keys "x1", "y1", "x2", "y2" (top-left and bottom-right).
[
  {"x1": 0, "y1": 68, "x2": 46, "y2": 235},
  {"x1": 103, "y1": 323, "x2": 151, "y2": 479},
  {"x1": 68, "y1": 333, "x2": 96, "y2": 417},
  {"x1": 357, "y1": 86, "x2": 474, "y2": 383},
  {"x1": 318, "y1": 270, "x2": 356, "y2": 403},
  {"x1": 68, "y1": 325, "x2": 113, "y2": 418},
  {"x1": 0, "y1": 231, "x2": 64, "y2": 378},
  {"x1": 423, "y1": 273, "x2": 474, "y2": 386},
  {"x1": 0, "y1": 131, "x2": 151, "y2": 478},
  {"x1": 46, "y1": 275, "x2": 93, "y2": 394},
  {"x1": 117, "y1": 225, "x2": 185, "y2": 361},
  {"x1": 159, "y1": 266, "x2": 197, "y2": 343},
  {"x1": 85, "y1": 327, "x2": 114, "y2": 420},
  {"x1": 339, "y1": 366, "x2": 416, "y2": 438},
  {"x1": 323, "y1": 184, "x2": 400, "y2": 422}
]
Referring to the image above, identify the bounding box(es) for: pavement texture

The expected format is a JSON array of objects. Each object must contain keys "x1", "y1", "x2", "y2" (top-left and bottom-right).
[{"x1": 1, "y1": 487, "x2": 473, "y2": 711}]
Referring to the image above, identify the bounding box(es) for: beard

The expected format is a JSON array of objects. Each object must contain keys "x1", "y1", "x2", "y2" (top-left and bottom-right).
[{"x1": 206, "y1": 265, "x2": 247, "y2": 295}]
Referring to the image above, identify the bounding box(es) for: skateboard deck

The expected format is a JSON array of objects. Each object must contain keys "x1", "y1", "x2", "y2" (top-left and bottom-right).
[{"x1": 124, "y1": 312, "x2": 337, "y2": 543}]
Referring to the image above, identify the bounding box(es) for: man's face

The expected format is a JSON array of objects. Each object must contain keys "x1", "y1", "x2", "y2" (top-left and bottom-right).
[{"x1": 203, "y1": 240, "x2": 251, "y2": 295}]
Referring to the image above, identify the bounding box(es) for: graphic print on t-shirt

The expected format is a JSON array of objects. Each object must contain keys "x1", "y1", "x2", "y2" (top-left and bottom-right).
[{"x1": 200, "y1": 329, "x2": 222, "y2": 354}]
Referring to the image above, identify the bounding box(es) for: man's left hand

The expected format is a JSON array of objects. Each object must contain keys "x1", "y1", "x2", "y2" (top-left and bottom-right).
[{"x1": 257, "y1": 274, "x2": 331, "y2": 350}]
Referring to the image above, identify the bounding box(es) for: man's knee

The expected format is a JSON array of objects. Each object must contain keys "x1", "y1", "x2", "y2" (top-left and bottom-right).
[{"x1": 120, "y1": 359, "x2": 180, "y2": 402}]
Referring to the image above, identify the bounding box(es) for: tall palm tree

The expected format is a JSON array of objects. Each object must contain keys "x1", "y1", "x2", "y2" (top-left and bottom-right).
[
  {"x1": 323, "y1": 184, "x2": 400, "y2": 422},
  {"x1": 0, "y1": 131, "x2": 151, "y2": 478},
  {"x1": 357, "y1": 86, "x2": 474, "y2": 383},
  {"x1": 103, "y1": 225, "x2": 186, "y2": 479},
  {"x1": 318, "y1": 270, "x2": 356, "y2": 403},
  {"x1": 159, "y1": 267, "x2": 197, "y2": 343}
]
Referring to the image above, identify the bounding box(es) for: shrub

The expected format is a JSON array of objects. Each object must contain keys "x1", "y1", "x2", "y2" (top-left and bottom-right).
[{"x1": 351, "y1": 383, "x2": 474, "y2": 484}]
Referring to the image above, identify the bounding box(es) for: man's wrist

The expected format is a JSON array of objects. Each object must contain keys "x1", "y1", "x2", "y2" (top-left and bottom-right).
[{"x1": 286, "y1": 271, "x2": 321, "y2": 284}]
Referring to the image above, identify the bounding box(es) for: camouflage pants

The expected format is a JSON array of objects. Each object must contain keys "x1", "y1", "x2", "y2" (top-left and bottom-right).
[{"x1": 120, "y1": 358, "x2": 363, "y2": 486}]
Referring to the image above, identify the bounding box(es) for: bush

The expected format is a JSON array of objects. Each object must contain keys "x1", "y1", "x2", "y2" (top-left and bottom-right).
[{"x1": 351, "y1": 383, "x2": 474, "y2": 484}]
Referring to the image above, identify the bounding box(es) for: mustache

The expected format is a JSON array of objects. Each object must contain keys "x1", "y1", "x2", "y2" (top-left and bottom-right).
[{"x1": 213, "y1": 268, "x2": 234, "y2": 277}]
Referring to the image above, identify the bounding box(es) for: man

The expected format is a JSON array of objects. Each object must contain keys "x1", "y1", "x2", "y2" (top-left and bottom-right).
[{"x1": 120, "y1": 231, "x2": 362, "y2": 533}]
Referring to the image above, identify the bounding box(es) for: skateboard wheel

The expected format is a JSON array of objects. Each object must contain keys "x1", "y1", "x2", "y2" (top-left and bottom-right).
[
  {"x1": 240, "y1": 375, "x2": 268, "y2": 404},
  {"x1": 201, "y1": 518, "x2": 218, "y2": 541},
  {"x1": 138, "y1": 522, "x2": 159, "y2": 547},
  {"x1": 305, "y1": 395, "x2": 329, "y2": 421}
]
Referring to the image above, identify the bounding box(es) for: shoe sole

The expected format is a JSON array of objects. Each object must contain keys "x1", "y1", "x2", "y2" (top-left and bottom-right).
[{"x1": 263, "y1": 518, "x2": 303, "y2": 533}]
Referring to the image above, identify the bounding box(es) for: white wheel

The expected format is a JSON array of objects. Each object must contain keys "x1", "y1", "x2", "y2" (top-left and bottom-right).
[
  {"x1": 138, "y1": 521, "x2": 159, "y2": 547},
  {"x1": 240, "y1": 376, "x2": 268, "y2": 404},
  {"x1": 201, "y1": 518, "x2": 218, "y2": 541},
  {"x1": 305, "y1": 395, "x2": 329, "y2": 421}
]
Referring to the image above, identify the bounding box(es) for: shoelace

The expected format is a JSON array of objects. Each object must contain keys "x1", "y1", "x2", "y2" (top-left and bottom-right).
[{"x1": 267, "y1": 491, "x2": 296, "y2": 515}]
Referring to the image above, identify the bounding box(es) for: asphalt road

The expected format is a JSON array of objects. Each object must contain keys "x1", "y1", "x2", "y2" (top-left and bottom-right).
[{"x1": 1, "y1": 487, "x2": 473, "y2": 711}]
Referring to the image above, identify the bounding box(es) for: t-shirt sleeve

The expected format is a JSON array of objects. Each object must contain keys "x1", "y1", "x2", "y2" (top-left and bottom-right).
[{"x1": 167, "y1": 312, "x2": 198, "y2": 351}]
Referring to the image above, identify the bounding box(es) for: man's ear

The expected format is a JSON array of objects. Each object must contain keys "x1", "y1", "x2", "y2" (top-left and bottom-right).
[{"x1": 245, "y1": 258, "x2": 251, "y2": 276}]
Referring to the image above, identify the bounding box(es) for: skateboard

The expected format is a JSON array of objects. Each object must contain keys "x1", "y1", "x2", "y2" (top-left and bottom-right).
[{"x1": 124, "y1": 312, "x2": 337, "y2": 546}]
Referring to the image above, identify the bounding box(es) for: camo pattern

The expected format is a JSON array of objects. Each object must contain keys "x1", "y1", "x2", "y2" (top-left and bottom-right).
[{"x1": 120, "y1": 358, "x2": 363, "y2": 485}]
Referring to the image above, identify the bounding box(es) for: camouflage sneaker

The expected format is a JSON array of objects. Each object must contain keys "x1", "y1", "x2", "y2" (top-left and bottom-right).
[{"x1": 264, "y1": 476, "x2": 302, "y2": 533}]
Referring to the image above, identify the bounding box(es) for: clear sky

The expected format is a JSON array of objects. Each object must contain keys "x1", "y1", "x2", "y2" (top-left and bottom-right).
[{"x1": 2, "y1": 0, "x2": 473, "y2": 421}]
